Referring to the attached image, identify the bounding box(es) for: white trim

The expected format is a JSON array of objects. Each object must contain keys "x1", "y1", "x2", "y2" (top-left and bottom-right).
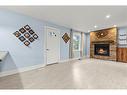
[
  {"x1": 59, "y1": 57, "x2": 81, "y2": 63},
  {"x1": 0, "y1": 58, "x2": 82, "y2": 78},
  {"x1": 0, "y1": 64, "x2": 45, "y2": 78},
  {"x1": 44, "y1": 26, "x2": 47, "y2": 66}
]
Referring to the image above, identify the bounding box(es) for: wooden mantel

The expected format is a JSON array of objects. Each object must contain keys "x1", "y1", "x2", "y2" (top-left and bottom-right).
[{"x1": 91, "y1": 40, "x2": 115, "y2": 43}]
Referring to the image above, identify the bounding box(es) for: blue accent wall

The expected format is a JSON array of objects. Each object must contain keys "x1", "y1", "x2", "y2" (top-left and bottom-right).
[{"x1": 0, "y1": 9, "x2": 70, "y2": 72}]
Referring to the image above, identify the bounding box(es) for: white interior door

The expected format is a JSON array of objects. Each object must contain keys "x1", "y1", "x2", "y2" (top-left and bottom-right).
[{"x1": 45, "y1": 27, "x2": 60, "y2": 65}]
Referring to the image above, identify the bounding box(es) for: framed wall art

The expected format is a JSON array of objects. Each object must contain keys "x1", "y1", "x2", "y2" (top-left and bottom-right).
[
  {"x1": 28, "y1": 29, "x2": 35, "y2": 35},
  {"x1": 13, "y1": 24, "x2": 39, "y2": 47},
  {"x1": 33, "y1": 34, "x2": 38, "y2": 39},
  {"x1": 62, "y1": 33, "x2": 70, "y2": 43},
  {"x1": 24, "y1": 40, "x2": 30, "y2": 46},
  {"x1": 24, "y1": 32, "x2": 30, "y2": 38},
  {"x1": 19, "y1": 36, "x2": 26, "y2": 42},
  {"x1": 19, "y1": 28, "x2": 26, "y2": 34},
  {"x1": 24, "y1": 25, "x2": 31, "y2": 30},
  {"x1": 29, "y1": 37, "x2": 35, "y2": 42},
  {"x1": 13, "y1": 31, "x2": 21, "y2": 37}
]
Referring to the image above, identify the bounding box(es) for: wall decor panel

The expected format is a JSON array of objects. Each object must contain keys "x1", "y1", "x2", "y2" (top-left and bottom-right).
[
  {"x1": 13, "y1": 24, "x2": 39, "y2": 46},
  {"x1": 62, "y1": 33, "x2": 70, "y2": 43}
]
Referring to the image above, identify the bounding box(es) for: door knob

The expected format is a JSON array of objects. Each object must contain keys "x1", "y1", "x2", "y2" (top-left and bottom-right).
[{"x1": 46, "y1": 49, "x2": 50, "y2": 51}]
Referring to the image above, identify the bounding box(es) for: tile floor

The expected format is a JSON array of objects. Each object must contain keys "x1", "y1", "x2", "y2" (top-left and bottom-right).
[{"x1": 0, "y1": 58, "x2": 127, "y2": 89}]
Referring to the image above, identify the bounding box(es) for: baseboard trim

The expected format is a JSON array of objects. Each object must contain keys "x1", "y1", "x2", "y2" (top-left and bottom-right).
[
  {"x1": 0, "y1": 57, "x2": 83, "y2": 78},
  {"x1": 59, "y1": 57, "x2": 81, "y2": 63},
  {"x1": 0, "y1": 64, "x2": 46, "y2": 78}
]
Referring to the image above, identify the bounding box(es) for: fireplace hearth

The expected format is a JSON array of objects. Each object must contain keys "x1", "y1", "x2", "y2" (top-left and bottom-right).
[{"x1": 94, "y1": 44, "x2": 110, "y2": 56}]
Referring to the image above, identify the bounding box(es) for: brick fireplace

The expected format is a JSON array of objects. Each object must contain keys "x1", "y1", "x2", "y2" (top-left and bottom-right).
[{"x1": 90, "y1": 27, "x2": 117, "y2": 61}]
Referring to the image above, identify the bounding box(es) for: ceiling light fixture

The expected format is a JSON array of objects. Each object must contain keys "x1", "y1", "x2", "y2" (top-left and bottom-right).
[
  {"x1": 94, "y1": 25, "x2": 97, "y2": 28},
  {"x1": 88, "y1": 30, "x2": 90, "y2": 32},
  {"x1": 113, "y1": 25, "x2": 117, "y2": 27},
  {"x1": 106, "y1": 14, "x2": 111, "y2": 19}
]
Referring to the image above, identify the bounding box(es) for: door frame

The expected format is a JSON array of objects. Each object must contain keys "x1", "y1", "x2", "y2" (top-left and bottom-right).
[{"x1": 44, "y1": 26, "x2": 60, "y2": 65}]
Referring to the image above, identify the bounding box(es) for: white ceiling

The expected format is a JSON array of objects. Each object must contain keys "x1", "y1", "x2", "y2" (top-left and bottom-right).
[{"x1": 1, "y1": 6, "x2": 127, "y2": 32}]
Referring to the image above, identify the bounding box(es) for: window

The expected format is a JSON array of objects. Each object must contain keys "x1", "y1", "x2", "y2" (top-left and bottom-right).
[{"x1": 73, "y1": 33, "x2": 81, "y2": 51}]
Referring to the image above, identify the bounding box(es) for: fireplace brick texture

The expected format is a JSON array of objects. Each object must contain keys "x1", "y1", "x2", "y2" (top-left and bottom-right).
[{"x1": 90, "y1": 27, "x2": 117, "y2": 61}]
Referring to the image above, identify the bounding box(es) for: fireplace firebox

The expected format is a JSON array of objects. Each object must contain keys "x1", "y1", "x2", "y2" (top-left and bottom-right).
[{"x1": 94, "y1": 44, "x2": 110, "y2": 56}]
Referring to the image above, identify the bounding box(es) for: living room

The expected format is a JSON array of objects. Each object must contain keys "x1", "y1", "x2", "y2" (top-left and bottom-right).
[{"x1": 0, "y1": 6, "x2": 127, "y2": 90}]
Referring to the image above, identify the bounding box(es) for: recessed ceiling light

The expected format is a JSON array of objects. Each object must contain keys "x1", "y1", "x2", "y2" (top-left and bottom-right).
[
  {"x1": 88, "y1": 30, "x2": 90, "y2": 32},
  {"x1": 106, "y1": 14, "x2": 111, "y2": 19},
  {"x1": 94, "y1": 25, "x2": 97, "y2": 28},
  {"x1": 113, "y1": 25, "x2": 117, "y2": 27}
]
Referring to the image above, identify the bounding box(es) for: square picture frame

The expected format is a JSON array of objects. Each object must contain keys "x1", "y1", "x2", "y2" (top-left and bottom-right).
[
  {"x1": 19, "y1": 36, "x2": 26, "y2": 42},
  {"x1": 62, "y1": 33, "x2": 70, "y2": 43},
  {"x1": 24, "y1": 40, "x2": 30, "y2": 46},
  {"x1": 24, "y1": 32, "x2": 30, "y2": 38},
  {"x1": 33, "y1": 34, "x2": 38, "y2": 39},
  {"x1": 24, "y1": 25, "x2": 31, "y2": 30},
  {"x1": 28, "y1": 29, "x2": 35, "y2": 35},
  {"x1": 19, "y1": 28, "x2": 26, "y2": 34},
  {"x1": 13, "y1": 31, "x2": 21, "y2": 37},
  {"x1": 29, "y1": 37, "x2": 35, "y2": 42}
]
